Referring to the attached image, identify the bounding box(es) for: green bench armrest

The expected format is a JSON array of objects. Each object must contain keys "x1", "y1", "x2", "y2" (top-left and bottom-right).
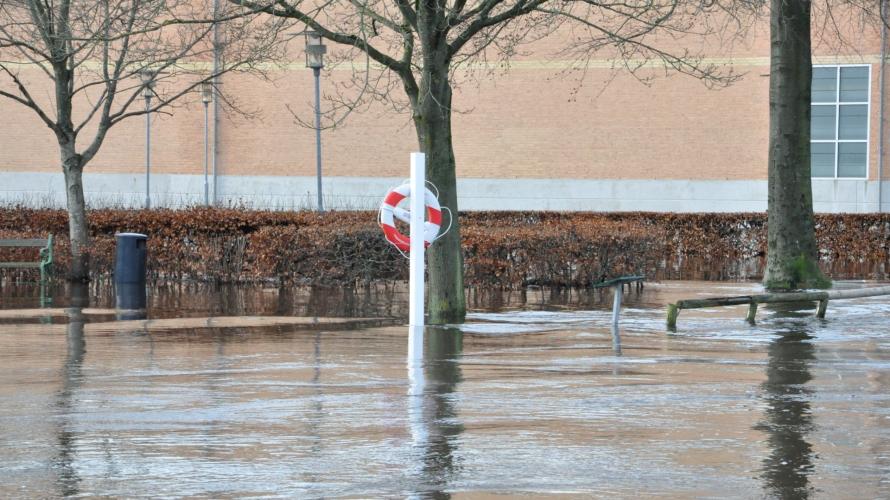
[{"x1": 39, "y1": 234, "x2": 54, "y2": 267}]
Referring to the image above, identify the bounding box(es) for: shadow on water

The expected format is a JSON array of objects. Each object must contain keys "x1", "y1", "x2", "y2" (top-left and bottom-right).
[
  {"x1": 408, "y1": 327, "x2": 464, "y2": 499},
  {"x1": 54, "y1": 282, "x2": 89, "y2": 497},
  {"x1": 755, "y1": 303, "x2": 817, "y2": 499}
]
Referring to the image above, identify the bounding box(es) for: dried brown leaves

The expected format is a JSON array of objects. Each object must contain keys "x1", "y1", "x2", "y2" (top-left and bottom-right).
[{"x1": 1, "y1": 207, "x2": 888, "y2": 286}]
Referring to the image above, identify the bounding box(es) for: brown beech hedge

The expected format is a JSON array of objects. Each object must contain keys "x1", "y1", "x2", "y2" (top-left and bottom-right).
[{"x1": 1, "y1": 207, "x2": 888, "y2": 286}]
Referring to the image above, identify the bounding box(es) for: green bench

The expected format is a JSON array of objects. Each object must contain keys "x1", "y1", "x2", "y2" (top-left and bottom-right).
[{"x1": 0, "y1": 234, "x2": 54, "y2": 283}]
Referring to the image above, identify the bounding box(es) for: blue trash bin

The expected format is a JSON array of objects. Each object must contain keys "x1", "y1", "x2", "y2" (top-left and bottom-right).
[{"x1": 114, "y1": 232, "x2": 147, "y2": 311}]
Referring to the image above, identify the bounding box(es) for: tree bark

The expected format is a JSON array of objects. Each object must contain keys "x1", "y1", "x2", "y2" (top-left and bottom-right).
[
  {"x1": 764, "y1": 0, "x2": 830, "y2": 290},
  {"x1": 62, "y1": 153, "x2": 90, "y2": 282},
  {"x1": 422, "y1": 99, "x2": 467, "y2": 324},
  {"x1": 54, "y1": 55, "x2": 91, "y2": 282},
  {"x1": 414, "y1": 41, "x2": 466, "y2": 324}
]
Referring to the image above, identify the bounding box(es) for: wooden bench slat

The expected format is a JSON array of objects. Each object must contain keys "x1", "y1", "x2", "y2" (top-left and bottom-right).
[{"x1": 0, "y1": 239, "x2": 50, "y2": 247}]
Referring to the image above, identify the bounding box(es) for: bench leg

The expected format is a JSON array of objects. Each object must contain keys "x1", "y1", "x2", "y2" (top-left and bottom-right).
[
  {"x1": 38, "y1": 263, "x2": 52, "y2": 306},
  {"x1": 666, "y1": 304, "x2": 680, "y2": 331},
  {"x1": 816, "y1": 299, "x2": 828, "y2": 319},
  {"x1": 746, "y1": 301, "x2": 758, "y2": 325}
]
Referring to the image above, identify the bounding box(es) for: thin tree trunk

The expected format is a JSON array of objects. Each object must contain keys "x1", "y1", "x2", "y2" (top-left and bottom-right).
[
  {"x1": 764, "y1": 0, "x2": 829, "y2": 290},
  {"x1": 415, "y1": 59, "x2": 466, "y2": 324},
  {"x1": 63, "y1": 154, "x2": 90, "y2": 282}
]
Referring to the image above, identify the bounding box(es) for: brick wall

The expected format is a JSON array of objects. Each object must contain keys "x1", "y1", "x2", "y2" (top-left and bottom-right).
[{"x1": 0, "y1": 15, "x2": 887, "y2": 183}]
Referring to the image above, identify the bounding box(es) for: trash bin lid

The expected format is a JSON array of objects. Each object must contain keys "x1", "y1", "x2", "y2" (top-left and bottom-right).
[{"x1": 115, "y1": 232, "x2": 148, "y2": 239}]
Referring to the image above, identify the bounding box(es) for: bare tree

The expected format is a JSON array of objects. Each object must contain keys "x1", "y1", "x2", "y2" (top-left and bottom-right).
[
  {"x1": 233, "y1": 0, "x2": 747, "y2": 323},
  {"x1": 0, "y1": 0, "x2": 281, "y2": 280}
]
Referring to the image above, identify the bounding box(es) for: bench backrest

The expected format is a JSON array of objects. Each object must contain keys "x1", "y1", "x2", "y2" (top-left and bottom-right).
[{"x1": 0, "y1": 238, "x2": 51, "y2": 247}]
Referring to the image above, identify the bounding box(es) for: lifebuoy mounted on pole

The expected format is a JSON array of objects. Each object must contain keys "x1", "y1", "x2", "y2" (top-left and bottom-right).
[{"x1": 379, "y1": 182, "x2": 442, "y2": 252}]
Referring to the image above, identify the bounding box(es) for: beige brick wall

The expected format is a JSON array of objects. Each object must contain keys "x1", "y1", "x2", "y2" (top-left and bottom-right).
[{"x1": 1, "y1": 15, "x2": 887, "y2": 182}]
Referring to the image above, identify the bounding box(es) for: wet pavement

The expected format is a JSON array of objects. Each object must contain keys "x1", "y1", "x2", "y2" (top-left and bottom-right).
[{"x1": 1, "y1": 281, "x2": 890, "y2": 498}]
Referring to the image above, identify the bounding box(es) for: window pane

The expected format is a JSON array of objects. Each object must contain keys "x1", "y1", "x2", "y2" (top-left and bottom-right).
[
  {"x1": 812, "y1": 67, "x2": 837, "y2": 102},
  {"x1": 838, "y1": 105, "x2": 868, "y2": 139},
  {"x1": 811, "y1": 143, "x2": 835, "y2": 177},
  {"x1": 811, "y1": 105, "x2": 836, "y2": 140},
  {"x1": 840, "y1": 66, "x2": 869, "y2": 102},
  {"x1": 837, "y1": 142, "x2": 867, "y2": 177}
]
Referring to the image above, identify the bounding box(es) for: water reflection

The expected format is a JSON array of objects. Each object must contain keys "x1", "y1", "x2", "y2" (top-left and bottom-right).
[
  {"x1": 756, "y1": 322, "x2": 816, "y2": 499},
  {"x1": 408, "y1": 327, "x2": 464, "y2": 498},
  {"x1": 3, "y1": 280, "x2": 665, "y2": 320},
  {"x1": 54, "y1": 283, "x2": 89, "y2": 497},
  {"x1": 155, "y1": 283, "x2": 407, "y2": 319},
  {"x1": 466, "y1": 286, "x2": 629, "y2": 312},
  {"x1": 308, "y1": 330, "x2": 324, "y2": 464},
  {"x1": 4, "y1": 281, "x2": 889, "y2": 497}
]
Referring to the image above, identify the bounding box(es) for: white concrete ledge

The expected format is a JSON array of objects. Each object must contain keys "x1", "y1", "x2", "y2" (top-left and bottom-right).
[{"x1": 0, "y1": 171, "x2": 887, "y2": 213}]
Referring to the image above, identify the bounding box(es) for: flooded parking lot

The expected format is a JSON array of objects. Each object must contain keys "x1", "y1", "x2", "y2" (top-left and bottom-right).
[{"x1": 1, "y1": 281, "x2": 890, "y2": 498}]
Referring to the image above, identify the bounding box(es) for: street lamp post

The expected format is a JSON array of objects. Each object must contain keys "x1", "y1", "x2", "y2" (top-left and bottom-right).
[
  {"x1": 305, "y1": 31, "x2": 326, "y2": 212},
  {"x1": 140, "y1": 71, "x2": 155, "y2": 209},
  {"x1": 201, "y1": 81, "x2": 213, "y2": 206}
]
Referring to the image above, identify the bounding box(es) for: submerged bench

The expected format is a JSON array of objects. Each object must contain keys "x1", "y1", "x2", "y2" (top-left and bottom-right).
[
  {"x1": 665, "y1": 285, "x2": 890, "y2": 331},
  {"x1": 0, "y1": 234, "x2": 54, "y2": 283}
]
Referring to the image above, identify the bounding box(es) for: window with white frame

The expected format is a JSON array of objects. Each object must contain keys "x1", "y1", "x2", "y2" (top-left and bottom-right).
[{"x1": 811, "y1": 65, "x2": 870, "y2": 178}]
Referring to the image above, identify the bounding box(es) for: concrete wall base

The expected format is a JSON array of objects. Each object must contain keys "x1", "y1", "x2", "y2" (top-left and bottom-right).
[{"x1": 1, "y1": 172, "x2": 887, "y2": 213}]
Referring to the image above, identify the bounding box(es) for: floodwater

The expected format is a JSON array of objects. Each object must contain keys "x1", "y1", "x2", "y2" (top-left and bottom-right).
[{"x1": 1, "y1": 281, "x2": 890, "y2": 498}]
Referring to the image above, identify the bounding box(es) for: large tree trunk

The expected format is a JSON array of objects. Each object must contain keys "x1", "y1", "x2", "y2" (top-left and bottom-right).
[
  {"x1": 414, "y1": 54, "x2": 466, "y2": 324},
  {"x1": 764, "y1": 0, "x2": 830, "y2": 290},
  {"x1": 62, "y1": 152, "x2": 90, "y2": 282}
]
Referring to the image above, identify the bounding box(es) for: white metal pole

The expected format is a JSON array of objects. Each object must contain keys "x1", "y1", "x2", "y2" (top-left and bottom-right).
[
  {"x1": 145, "y1": 95, "x2": 151, "y2": 209},
  {"x1": 408, "y1": 324, "x2": 425, "y2": 371},
  {"x1": 408, "y1": 153, "x2": 426, "y2": 360},
  {"x1": 611, "y1": 284, "x2": 623, "y2": 354}
]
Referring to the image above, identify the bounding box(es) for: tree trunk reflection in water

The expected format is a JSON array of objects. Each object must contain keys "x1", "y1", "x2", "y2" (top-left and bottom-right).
[
  {"x1": 302, "y1": 330, "x2": 325, "y2": 487},
  {"x1": 755, "y1": 321, "x2": 816, "y2": 499},
  {"x1": 408, "y1": 327, "x2": 464, "y2": 498},
  {"x1": 54, "y1": 283, "x2": 89, "y2": 497}
]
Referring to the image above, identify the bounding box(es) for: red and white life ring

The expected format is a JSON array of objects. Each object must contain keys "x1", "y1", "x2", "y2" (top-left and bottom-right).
[{"x1": 379, "y1": 183, "x2": 442, "y2": 252}]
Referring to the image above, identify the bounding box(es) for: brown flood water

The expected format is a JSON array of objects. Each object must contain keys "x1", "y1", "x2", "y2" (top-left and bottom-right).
[{"x1": 1, "y1": 281, "x2": 890, "y2": 498}]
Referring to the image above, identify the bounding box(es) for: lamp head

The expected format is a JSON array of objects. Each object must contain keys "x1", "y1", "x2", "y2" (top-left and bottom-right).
[
  {"x1": 201, "y1": 81, "x2": 213, "y2": 104},
  {"x1": 305, "y1": 31, "x2": 327, "y2": 69},
  {"x1": 139, "y1": 70, "x2": 155, "y2": 98}
]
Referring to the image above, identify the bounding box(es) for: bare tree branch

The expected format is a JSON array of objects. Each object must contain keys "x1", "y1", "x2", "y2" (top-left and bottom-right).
[
  {"x1": 0, "y1": 62, "x2": 58, "y2": 132},
  {"x1": 0, "y1": 0, "x2": 284, "y2": 279}
]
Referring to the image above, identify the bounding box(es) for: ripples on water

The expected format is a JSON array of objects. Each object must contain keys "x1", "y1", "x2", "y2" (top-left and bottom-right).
[{"x1": 1, "y1": 281, "x2": 889, "y2": 498}]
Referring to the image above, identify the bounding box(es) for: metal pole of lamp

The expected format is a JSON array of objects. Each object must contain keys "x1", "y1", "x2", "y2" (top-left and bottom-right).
[
  {"x1": 140, "y1": 71, "x2": 155, "y2": 209},
  {"x1": 305, "y1": 31, "x2": 327, "y2": 212},
  {"x1": 201, "y1": 81, "x2": 213, "y2": 206}
]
